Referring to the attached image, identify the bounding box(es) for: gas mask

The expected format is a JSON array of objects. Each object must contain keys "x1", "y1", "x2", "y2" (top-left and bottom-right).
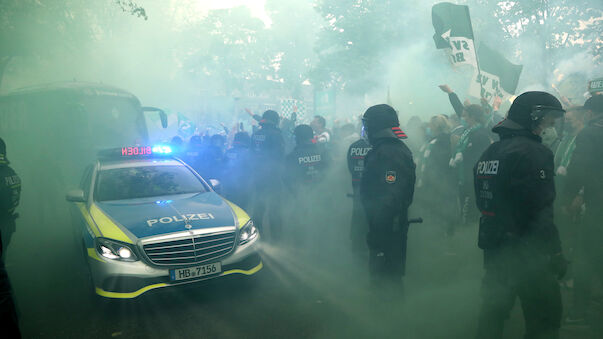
[{"x1": 541, "y1": 126, "x2": 558, "y2": 148}]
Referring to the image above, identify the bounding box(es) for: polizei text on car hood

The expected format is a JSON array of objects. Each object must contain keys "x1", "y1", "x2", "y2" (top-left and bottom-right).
[{"x1": 94, "y1": 192, "x2": 236, "y2": 240}]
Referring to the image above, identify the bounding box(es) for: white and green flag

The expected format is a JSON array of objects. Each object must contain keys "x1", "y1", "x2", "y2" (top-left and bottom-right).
[
  {"x1": 468, "y1": 43, "x2": 523, "y2": 104},
  {"x1": 431, "y1": 2, "x2": 477, "y2": 68}
]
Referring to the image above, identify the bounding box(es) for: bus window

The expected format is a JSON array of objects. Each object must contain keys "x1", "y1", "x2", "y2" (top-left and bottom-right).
[{"x1": 80, "y1": 97, "x2": 148, "y2": 148}]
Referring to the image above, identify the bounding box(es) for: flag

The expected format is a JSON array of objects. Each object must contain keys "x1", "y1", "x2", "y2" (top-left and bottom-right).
[
  {"x1": 588, "y1": 77, "x2": 603, "y2": 94},
  {"x1": 177, "y1": 112, "x2": 196, "y2": 138},
  {"x1": 431, "y1": 2, "x2": 477, "y2": 68},
  {"x1": 468, "y1": 43, "x2": 523, "y2": 104},
  {"x1": 280, "y1": 99, "x2": 306, "y2": 120}
]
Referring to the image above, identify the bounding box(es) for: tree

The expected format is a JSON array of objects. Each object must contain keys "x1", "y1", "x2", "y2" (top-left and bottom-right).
[
  {"x1": 468, "y1": 0, "x2": 602, "y2": 83},
  {"x1": 0, "y1": 0, "x2": 147, "y2": 89},
  {"x1": 310, "y1": 0, "x2": 413, "y2": 94},
  {"x1": 179, "y1": 6, "x2": 274, "y2": 97}
]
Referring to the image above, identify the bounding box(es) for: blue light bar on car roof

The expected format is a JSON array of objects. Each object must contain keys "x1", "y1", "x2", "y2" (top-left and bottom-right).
[{"x1": 151, "y1": 145, "x2": 172, "y2": 154}]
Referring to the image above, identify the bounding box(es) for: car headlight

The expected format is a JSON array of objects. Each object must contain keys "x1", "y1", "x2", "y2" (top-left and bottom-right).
[
  {"x1": 96, "y1": 238, "x2": 139, "y2": 262},
  {"x1": 238, "y1": 220, "x2": 258, "y2": 245}
]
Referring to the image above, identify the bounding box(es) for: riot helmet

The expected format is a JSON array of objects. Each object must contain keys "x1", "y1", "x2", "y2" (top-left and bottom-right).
[
  {"x1": 233, "y1": 131, "x2": 252, "y2": 147},
  {"x1": 502, "y1": 91, "x2": 565, "y2": 131},
  {"x1": 260, "y1": 110, "x2": 280, "y2": 126},
  {"x1": 362, "y1": 104, "x2": 407, "y2": 140},
  {"x1": 294, "y1": 124, "x2": 314, "y2": 145}
]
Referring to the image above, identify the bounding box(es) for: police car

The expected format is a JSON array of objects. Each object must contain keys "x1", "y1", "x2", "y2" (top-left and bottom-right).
[{"x1": 66, "y1": 145, "x2": 262, "y2": 299}]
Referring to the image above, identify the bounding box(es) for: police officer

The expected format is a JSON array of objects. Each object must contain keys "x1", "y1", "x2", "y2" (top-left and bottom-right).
[
  {"x1": 360, "y1": 104, "x2": 416, "y2": 286},
  {"x1": 283, "y1": 125, "x2": 328, "y2": 246},
  {"x1": 473, "y1": 92, "x2": 567, "y2": 339},
  {"x1": 347, "y1": 134, "x2": 371, "y2": 252},
  {"x1": 0, "y1": 138, "x2": 22, "y2": 338},
  {"x1": 285, "y1": 124, "x2": 328, "y2": 189},
  {"x1": 564, "y1": 94, "x2": 603, "y2": 327},
  {"x1": 222, "y1": 132, "x2": 253, "y2": 210},
  {"x1": 251, "y1": 110, "x2": 285, "y2": 241}
]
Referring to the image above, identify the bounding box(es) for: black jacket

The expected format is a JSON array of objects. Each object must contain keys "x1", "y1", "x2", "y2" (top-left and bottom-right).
[
  {"x1": 565, "y1": 114, "x2": 603, "y2": 219},
  {"x1": 347, "y1": 138, "x2": 372, "y2": 189},
  {"x1": 0, "y1": 165, "x2": 20, "y2": 219},
  {"x1": 361, "y1": 130, "x2": 416, "y2": 228},
  {"x1": 251, "y1": 123, "x2": 285, "y2": 183},
  {"x1": 284, "y1": 142, "x2": 328, "y2": 191},
  {"x1": 222, "y1": 145, "x2": 253, "y2": 193},
  {"x1": 0, "y1": 164, "x2": 20, "y2": 256},
  {"x1": 459, "y1": 126, "x2": 492, "y2": 188},
  {"x1": 474, "y1": 125, "x2": 562, "y2": 255}
]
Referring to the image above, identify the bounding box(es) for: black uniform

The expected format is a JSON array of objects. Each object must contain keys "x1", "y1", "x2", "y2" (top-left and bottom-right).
[
  {"x1": 474, "y1": 124, "x2": 563, "y2": 339},
  {"x1": 285, "y1": 142, "x2": 328, "y2": 189},
  {"x1": 283, "y1": 138, "x2": 328, "y2": 246},
  {"x1": 347, "y1": 138, "x2": 371, "y2": 251},
  {"x1": 456, "y1": 125, "x2": 492, "y2": 224},
  {"x1": 564, "y1": 111, "x2": 603, "y2": 323},
  {"x1": 251, "y1": 122, "x2": 285, "y2": 240},
  {"x1": 0, "y1": 150, "x2": 21, "y2": 338},
  {"x1": 361, "y1": 129, "x2": 415, "y2": 281},
  {"x1": 222, "y1": 144, "x2": 253, "y2": 210}
]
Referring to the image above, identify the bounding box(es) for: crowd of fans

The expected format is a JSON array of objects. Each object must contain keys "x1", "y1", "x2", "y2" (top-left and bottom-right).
[{"x1": 161, "y1": 86, "x2": 601, "y2": 328}]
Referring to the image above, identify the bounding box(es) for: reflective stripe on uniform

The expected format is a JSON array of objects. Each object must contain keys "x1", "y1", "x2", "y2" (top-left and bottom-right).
[
  {"x1": 224, "y1": 200, "x2": 250, "y2": 228},
  {"x1": 90, "y1": 204, "x2": 133, "y2": 244},
  {"x1": 94, "y1": 261, "x2": 263, "y2": 299}
]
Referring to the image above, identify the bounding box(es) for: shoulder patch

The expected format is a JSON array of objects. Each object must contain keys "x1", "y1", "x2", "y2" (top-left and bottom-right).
[{"x1": 385, "y1": 171, "x2": 396, "y2": 184}]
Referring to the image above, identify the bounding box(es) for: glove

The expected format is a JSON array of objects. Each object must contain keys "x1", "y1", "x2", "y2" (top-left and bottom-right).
[
  {"x1": 449, "y1": 152, "x2": 463, "y2": 168},
  {"x1": 550, "y1": 253, "x2": 568, "y2": 279}
]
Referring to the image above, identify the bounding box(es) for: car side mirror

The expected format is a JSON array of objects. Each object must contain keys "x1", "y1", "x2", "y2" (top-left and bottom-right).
[
  {"x1": 209, "y1": 179, "x2": 221, "y2": 194},
  {"x1": 66, "y1": 189, "x2": 86, "y2": 202}
]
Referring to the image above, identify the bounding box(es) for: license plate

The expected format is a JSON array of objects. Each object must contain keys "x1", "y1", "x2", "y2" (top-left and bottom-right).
[{"x1": 170, "y1": 262, "x2": 222, "y2": 281}]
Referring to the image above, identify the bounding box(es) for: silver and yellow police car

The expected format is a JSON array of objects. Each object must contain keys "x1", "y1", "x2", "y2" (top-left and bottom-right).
[{"x1": 66, "y1": 145, "x2": 262, "y2": 299}]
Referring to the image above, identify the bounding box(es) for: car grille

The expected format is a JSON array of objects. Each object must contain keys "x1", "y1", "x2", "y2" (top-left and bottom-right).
[{"x1": 143, "y1": 231, "x2": 236, "y2": 266}]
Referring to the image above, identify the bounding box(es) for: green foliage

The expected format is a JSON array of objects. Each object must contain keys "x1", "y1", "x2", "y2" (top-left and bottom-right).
[
  {"x1": 179, "y1": 7, "x2": 273, "y2": 96},
  {"x1": 310, "y1": 0, "x2": 410, "y2": 94},
  {"x1": 0, "y1": 0, "x2": 148, "y2": 87},
  {"x1": 470, "y1": 0, "x2": 602, "y2": 57},
  {"x1": 115, "y1": 0, "x2": 147, "y2": 20}
]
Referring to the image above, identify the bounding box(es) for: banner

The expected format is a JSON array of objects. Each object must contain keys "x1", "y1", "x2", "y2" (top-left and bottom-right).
[
  {"x1": 468, "y1": 44, "x2": 523, "y2": 104},
  {"x1": 588, "y1": 77, "x2": 603, "y2": 94},
  {"x1": 431, "y1": 2, "x2": 477, "y2": 68},
  {"x1": 280, "y1": 99, "x2": 306, "y2": 120}
]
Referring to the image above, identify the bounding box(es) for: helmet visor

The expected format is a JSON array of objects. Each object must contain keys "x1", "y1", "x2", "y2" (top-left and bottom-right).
[{"x1": 532, "y1": 105, "x2": 566, "y2": 118}]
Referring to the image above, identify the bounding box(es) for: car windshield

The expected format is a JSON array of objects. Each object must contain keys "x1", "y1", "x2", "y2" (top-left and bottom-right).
[{"x1": 95, "y1": 165, "x2": 207, "y2": 201}]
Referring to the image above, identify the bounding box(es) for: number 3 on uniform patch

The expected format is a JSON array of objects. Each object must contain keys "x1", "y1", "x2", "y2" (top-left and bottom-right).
[{"x1": 385, "y1": 171, "x2": 397, "y2": 184}]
